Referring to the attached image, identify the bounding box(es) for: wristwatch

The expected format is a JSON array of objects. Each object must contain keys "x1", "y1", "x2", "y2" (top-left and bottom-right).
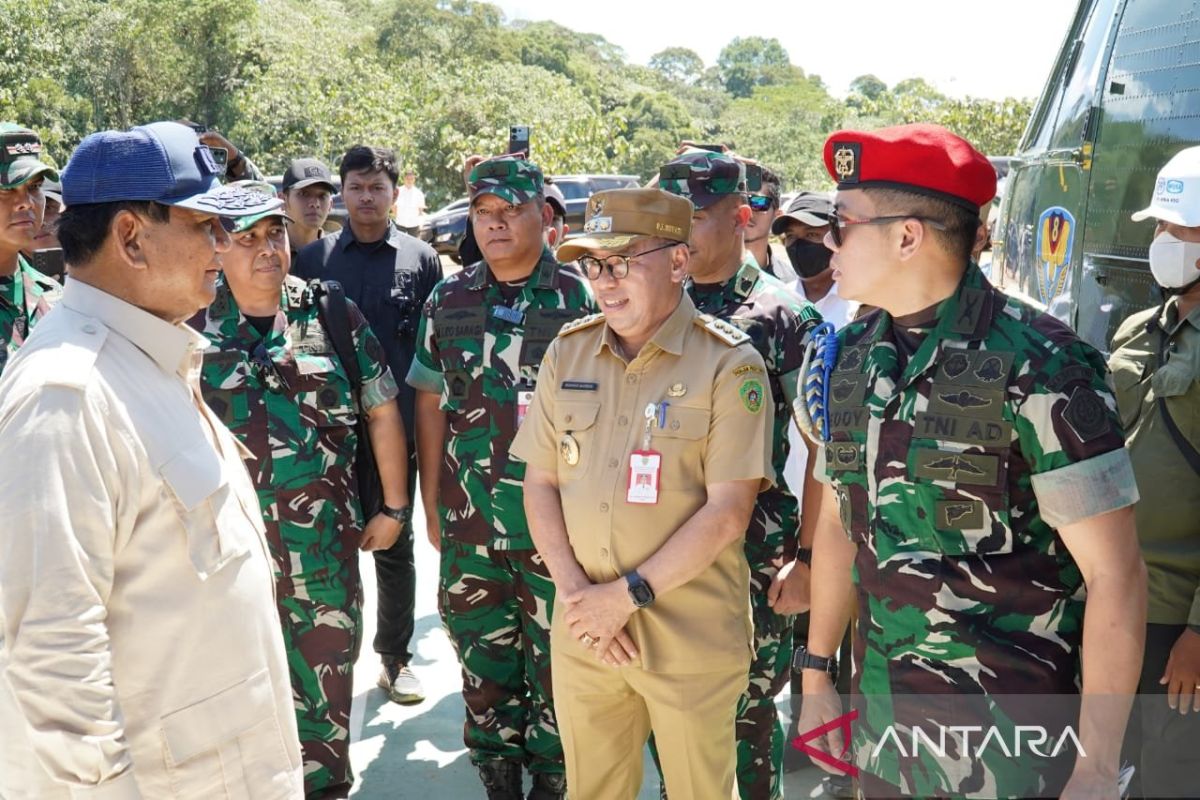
[
  {"x1": 624, "y1": 570, "x2": 655, "y2": 608},
  {"x1": 792, "y1": 644, "x2": 838, "y2": 681},
  {"x1": 796, "y1": 546, "x2": 813, "y2": 566},
  {"x1": 380, "y1": 504, "x2": 412, "y2": 525}
]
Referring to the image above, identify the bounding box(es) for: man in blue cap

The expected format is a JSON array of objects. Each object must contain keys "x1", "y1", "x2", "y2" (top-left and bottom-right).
[
  {"x1": 0, "y1": 121, "x2": 304, "y2": 800},
  {"x1": 0, "y1": 123, "x2": 62, "y2": 377}
]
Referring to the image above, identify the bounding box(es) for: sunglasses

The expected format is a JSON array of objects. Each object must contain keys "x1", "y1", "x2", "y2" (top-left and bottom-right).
[
  {"x1": 827, "y1": 209, "x2": 947, "y2": 247},
  {"x1": 748, "y1": 195, "x2": 776, "y2": 213}
]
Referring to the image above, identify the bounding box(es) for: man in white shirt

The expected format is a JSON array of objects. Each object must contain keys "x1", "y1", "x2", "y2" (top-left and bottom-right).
[
  {"x1": 392, "y1": 169, "x2": 426, "y2": 235},
  {"x1": 0, "y1": 121, "x2": 303, "y2": 800}
]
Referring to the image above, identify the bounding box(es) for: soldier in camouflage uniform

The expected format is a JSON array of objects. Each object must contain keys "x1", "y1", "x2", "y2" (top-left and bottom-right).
[
  {"x1": 0, "y1": 123, "x2": 61, "y2": 377},
  {"x1": 407, "y1": 155, "x2": 597, "y2": 800},
  {"x1": 796, "y1": 124, "x2": 1147, "y2": 799},
  {"x1": 657, "y1": 150, "x2": 821, "y2": 800},
  {"x1": 190, "y1": 186, "x2": 411, "y2": 799}
]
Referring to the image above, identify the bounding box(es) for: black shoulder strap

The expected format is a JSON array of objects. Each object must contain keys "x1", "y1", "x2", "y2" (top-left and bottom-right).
[
  {"x1": 312, "y1": 279, "x2": 362, "y2": 388},
  {"x1": 1154, "y1": 307, "x2": 1200, "y2": 477}
]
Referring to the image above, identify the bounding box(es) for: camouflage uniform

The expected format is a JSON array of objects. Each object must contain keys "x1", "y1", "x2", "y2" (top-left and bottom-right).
[
  {"x1": 660, "y1": 152, "x2": 822, "y2": 799},
  {"x1": 808, "y1": 262, "x2": 1138, "y2": 798},
  {"x1": 191, "y1": 275, "x2": 399, "y2": 797},
  {"x1": 408, "y1": 187, "x2": 596, "y2": 780},
  {"x1": 0, "y1": 255, "x2": 60, "y2": 377}
]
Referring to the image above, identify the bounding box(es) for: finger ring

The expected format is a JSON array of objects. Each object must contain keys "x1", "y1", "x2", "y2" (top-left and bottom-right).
[{"x1": 580, "y1": 634, "x2": 595, "y2": 647}]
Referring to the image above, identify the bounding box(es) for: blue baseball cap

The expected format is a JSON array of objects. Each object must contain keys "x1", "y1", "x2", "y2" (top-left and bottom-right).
[{"x1": 61, "y1": 121, "x2": 280, "y2": 218}]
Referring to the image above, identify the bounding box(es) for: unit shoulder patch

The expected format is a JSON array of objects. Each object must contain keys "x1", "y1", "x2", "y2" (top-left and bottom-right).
[
  {"x1": 696, "y1": 314, "x2": 750, "y2": 346},
  {"x1": 558, "y1": 312, "x2": 605, "y2": 337}
]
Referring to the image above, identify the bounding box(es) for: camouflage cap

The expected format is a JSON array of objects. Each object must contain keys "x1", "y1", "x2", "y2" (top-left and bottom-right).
[
  {"x1": 468, "y1": 154, "x2": 544, "y2": 205},
  {"x1": 657, "y1": 151, "x2": 746, "y2": 210},
  {"x1": 555, "y1": 188, "x2": 692, "y2": 262},
  {"x1": 225, "y1": 180, "x2": 292, "y2": 233},
  {"x1": 0, "y1": 123, "x2": 58, "y2": 190}
]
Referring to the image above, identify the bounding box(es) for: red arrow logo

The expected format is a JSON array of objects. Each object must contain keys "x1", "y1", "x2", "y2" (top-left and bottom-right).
[{"x1": 791, "y1": 708, "x2": 859, "y2": 777}]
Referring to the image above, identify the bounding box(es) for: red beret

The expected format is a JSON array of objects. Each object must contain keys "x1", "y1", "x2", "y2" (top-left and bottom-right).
[{"x1": 823, "y1": 123, "x2": 996, "y2": 211}]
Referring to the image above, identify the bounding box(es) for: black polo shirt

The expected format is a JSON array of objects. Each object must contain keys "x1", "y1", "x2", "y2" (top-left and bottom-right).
[{"x1": 293, "y1": 221, "x2": 443, "y2": 443}]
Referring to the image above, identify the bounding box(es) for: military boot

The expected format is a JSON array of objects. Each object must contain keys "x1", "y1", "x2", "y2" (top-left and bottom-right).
[
  {"x1": 477, "y1": 760, "x2": 523, "y2": 800},
  {"x1": 527, "y1": 772, "x2": 566, "y2": 800}
]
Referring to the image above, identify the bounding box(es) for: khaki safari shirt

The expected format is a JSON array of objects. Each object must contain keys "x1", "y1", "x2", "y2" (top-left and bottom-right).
[
  {"x1": 511, "y1": 292, "x2": 774, "y2": 673},
  {"x1": 1110, "y1": 297, "x2": 1200, "y2": 627},
  {"x1": 0, "y1": 280, "x2": 302, "y2": 800}
]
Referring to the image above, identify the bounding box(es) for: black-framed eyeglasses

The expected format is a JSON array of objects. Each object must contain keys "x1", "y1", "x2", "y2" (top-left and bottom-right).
[
  {"x1": 748, "y1": 194, "x2": 776, "y2": 213},
  {"x1": 578, "y1": 241, "x2": 680, "y2": 280},
  {"x1": 828, "y1": 209, "x2": 947, "y2": 247}
]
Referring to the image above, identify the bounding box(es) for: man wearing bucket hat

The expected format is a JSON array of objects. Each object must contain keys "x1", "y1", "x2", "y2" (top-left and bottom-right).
[
  {"x1": 189, "y1": 181, "x2": 409, "y2": 798},
  {"x1": 797, "y1": 123, "x2": 1145, "y2": 798},
  {"x1": 1109, "y1": 146, "x2": 1200, "y2": 799},
  {"x1": 658, "y1": 149, "x2": 822, "y2": 800},
  {"x1": 512, "y1": 187, "x2": 772, "y2": 799},
  {"x1": 407, "y1": 154, "x2": 595, "y2": 799},
  {"x1": 0, "y1": 123, "x2": 62, "y2": 377},
  {"x1": 0, "y1": 121, "x2": 304, "y2": 799}
]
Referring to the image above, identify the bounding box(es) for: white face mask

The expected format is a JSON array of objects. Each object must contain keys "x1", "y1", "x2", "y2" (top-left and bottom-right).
[{"x1": 1148, "y1": 231, "x2": 1200, "y2": 289}]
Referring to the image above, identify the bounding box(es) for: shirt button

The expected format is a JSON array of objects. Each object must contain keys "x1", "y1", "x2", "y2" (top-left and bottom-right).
[
  {"x1": 670, "y1": 420, "x2": 680, "y2": 430},
  {"x1": 600, "y1": 547, "x2": 609, "y2": 559},
  {"x1": 600, "y1": 502, "x2": 609, "y2": 512},
  {"x1": 81, "y1": 324, "x2": 97, "y2": 335},
  {"x1": 564, "y1": 414, "x2": 573, "y2": 423},
  {"x1": 608, "y1": 458, "x2": 618, "y2": 468},
  {"x1": 626, "y1": 374, "x2": 638, "y2": 384},
  {"x1": 618, "y1": 416, "x2": 628, "y2": 426}
]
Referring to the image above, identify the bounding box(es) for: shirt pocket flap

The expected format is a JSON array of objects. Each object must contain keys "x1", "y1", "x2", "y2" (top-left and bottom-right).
[
  {"x1": 160, "y1": 444, "x2": 250, "y2": 578},
  {"x1": 656, "y1": 406, "x2": 710, "y2": 441},
  {"x1": 161, "y1": 668, "x2": 276, "y2": 765},
  {"x1": 554, "y1": 401, "x2": 601, "y2": 431}
]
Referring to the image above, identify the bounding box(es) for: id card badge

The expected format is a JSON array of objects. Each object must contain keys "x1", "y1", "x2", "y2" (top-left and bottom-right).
[
  {"x1": 517, "y1": 389, "x2": 535, "y2": 428},
  {"x1": 626, "y1": 449, "x2": 662, "y2": 504}
]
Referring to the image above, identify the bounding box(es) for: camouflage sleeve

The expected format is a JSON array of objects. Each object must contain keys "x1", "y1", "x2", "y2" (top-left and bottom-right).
[
  {"x1": 777, "y1": 302, "x2": 822, "y2": 411},
  {"x1": 406, "y1": 290, "x2": 443, "y2": 394},
  {"x1": 707, "y1": 346, "x2": 775, "y2": 490},
  {"x1": 509, "y1": 344, "x2": 560, "y2": 473},
  {"x1": 1015, "y1": 340, "x2": 1139, "y2": 528},
  {"x1": 348, "y1": 300, "x2": 399, "y2": 411}
]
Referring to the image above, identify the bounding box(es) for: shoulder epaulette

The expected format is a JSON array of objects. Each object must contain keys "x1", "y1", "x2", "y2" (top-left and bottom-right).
[
  {"x1": 558, "y1": 313, "x2": 605, "y2": 336},
  {"x1": 696, "y1": 314, "x2": 750, "y2": 346},
  {"x1": 43, "y1": 314, "x2": 108, "y2": 390}
]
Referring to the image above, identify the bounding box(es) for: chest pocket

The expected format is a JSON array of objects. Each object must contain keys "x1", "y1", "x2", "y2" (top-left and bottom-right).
[
  {"x1": 553, "y1": 399, "x2": 602, "y2": 482},
  {"x1": 906, "y1": 443, "x2": 1012, "y2": 557},
  {"x1": 1152, "y1": 349, "x2": 1200, "y2": 447},
  {"x1": 434, "y1": 306, "x2": 486, "y2": 409},
  {"x1": 1109, "y1": 348, "x2": 1152, "y2": 431},
  {"x1": 160, "y1": 443, "x2": 254, "y2": 579},
  {"x1": 200, "y1": 351, "x2": 251, "y2": 428},
  {"x1": 521, "y1": 308, "x2": 587, "y2": 367},
  {"x1": 649, "y1": 405, "x2": 710, "y2": 490}
]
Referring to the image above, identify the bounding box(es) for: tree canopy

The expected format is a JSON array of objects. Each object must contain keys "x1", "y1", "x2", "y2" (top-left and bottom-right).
[{"x1": 0, "y1": 0, "x2": 1035, "y2": 206}]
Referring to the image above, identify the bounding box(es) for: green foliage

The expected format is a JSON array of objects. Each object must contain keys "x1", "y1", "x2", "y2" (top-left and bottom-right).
[{"x1": 0, "y1": 0, "x2": 1036, "y2": 205}]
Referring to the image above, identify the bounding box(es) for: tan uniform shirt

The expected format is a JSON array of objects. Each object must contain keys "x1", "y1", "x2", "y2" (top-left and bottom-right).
[
  {"x1": 511, "y1": 292, "x2": 773, "y2": 674},
  {"x1": 0, "y1": 280, "x2": 302, "y2": 800}
]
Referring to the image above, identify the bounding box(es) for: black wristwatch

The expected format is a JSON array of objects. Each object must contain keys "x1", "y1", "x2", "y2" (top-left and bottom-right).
[
  {"x1": 625, "y1": 570, "x2": 655, "y2": 608},
  {"x1": 380, "y1": 504, "x2": 412, "y2": 525},
  {"x1": 792, "y1": 644, "x2": 838, "y2": 680},
  {"x1": 796, "y1": 546, "x2": 812, "y2": 566}
]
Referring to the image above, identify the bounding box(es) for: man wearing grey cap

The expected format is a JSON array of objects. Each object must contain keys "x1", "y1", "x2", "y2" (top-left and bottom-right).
[
  {"x1": 280, "y1": 157, "x2": 337, "y2": 261},
  {"x1": 0, "y1": 121, "x2": 304, "y2": 800}
]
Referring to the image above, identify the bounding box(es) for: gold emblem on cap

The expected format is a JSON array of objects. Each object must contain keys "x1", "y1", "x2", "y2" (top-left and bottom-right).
[
  {"x1": 668, "y1": 382, "x2": 687, "y2": 397},
  {"x1": 833, "y1": 145, "x2": 856, "y2": 180},
  {"x1": 559, "y1": 433, "x2": 580, "y2": 466},
  {"x1": 590, "y1": 196, "x2": 605, "y2": 216}
]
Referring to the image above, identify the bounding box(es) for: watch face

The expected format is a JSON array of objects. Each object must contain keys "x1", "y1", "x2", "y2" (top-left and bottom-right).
[{"x1": 631, "y1": 583, "x2": 654, "y2": 607}]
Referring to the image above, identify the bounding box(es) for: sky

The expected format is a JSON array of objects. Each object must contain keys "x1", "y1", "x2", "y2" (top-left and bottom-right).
[{"x1": 494, "y1": 0, "x2": 1081, "y2": 100}]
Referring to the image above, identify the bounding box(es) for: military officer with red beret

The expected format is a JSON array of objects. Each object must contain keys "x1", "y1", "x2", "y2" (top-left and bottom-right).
[{"x1": 795, "y1": 124, "x2": 1146, "y2": 798}]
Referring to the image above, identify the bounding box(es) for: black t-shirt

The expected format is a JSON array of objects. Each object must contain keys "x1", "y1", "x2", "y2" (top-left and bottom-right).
[
  {"x1": 245, "y1": 314, "x2": 275, "y2": 338},
  {"x1": 891, "y1": 301, "x2": 940, "y2": 368},
  {"x1": 292, "y1": 222, "x2": 444, "y2": 442}
]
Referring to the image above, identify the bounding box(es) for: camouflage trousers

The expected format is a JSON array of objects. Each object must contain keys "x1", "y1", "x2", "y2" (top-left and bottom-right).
[
  {"x1": 276, "y1": 558, "x2": 363, "y2": 798},
  {"x1": 651, "y1": 544, "x2": 794, "y2": 800},
  {"x1": 439, "y1": 540, "x2": 564, "y2": 774}
]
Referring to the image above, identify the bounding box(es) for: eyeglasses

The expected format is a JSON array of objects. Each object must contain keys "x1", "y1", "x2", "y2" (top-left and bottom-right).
[
  {"x1": 828, "y1": 209, "x2": 947, "y2": 247},
  {"x1": 579, "y1": 241, "x2": 679, "y2": 280},
  {"x1": 748, "y1": 195, "x2": 776, "y2": 213}
]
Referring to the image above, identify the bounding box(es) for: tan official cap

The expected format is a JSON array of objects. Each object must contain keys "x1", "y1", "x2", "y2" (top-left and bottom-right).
[{"x1": 556, "y1": 188, "x2": 693, "y2": 262}]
